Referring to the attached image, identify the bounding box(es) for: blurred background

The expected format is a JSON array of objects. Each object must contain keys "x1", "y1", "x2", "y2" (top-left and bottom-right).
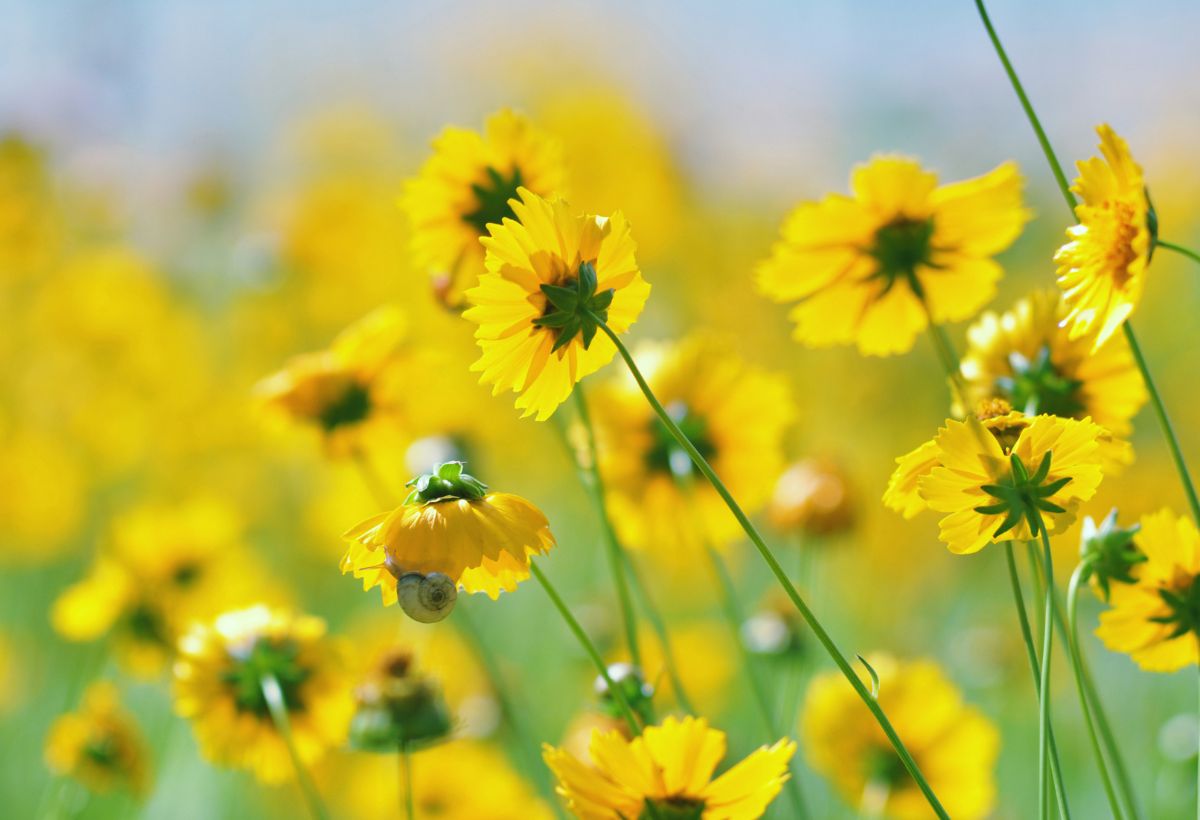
[{"x1": 2, "y1": 1, "x2": 1200, "y2": 817}]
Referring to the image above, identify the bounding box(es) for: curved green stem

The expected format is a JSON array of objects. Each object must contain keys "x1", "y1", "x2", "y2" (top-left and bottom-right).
[
  {"x1": 529, "y1": 562, "x2": 644, "y2": 736},
  {"x1": 1005, "y1": 545, "x2": 1072, "y2": 820},
  {"x1": 1031, "y1": 518, "x2": 1060, "y2": 820},
  {"x1": 1065, "y1": 566, "x2": 1125, "y2": 819},
  {"x1": 260, "y1": 674, "x2": 330, "y2": 820},
  {"x1": 592, "y1": 318, "x2": 950, "y2": 820},
  {"x1": 1157, "y1": 239, "x2": 1200, "y2": 267},
  {"x1": 571, "y1": 386, "x2": 643, "y2": 670}
]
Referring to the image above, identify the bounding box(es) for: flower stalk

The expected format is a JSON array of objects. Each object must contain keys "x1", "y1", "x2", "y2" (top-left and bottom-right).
[{"x1": 259, "y1": 673, "x2": 331, "y2": 820}]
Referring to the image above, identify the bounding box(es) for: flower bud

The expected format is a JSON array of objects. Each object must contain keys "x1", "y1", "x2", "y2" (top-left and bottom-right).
[
  {"x1": 768, "y1": 458, "x2": 855, "y2": 536},
  {"x1": 1079, "y1": 509, "x2": 1144, "y2": 601},
  {"x1": 349, "y1": 650, "x2": 452, "y2": 752}
]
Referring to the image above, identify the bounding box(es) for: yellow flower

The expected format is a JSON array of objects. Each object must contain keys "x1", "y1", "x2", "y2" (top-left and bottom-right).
[
  {"x1": 758, "y1": 156, "x2": 1029, "y2": 356},
  {"x1": 589, "y1": 337, "x2": 793, "y2": 564},
  {"x1": 1096, "y1": 509, "x2": 1200, "y2": 672},
  {"x1": 802, "y1": 654, "x2": 998, "y2": 819},
  {"x1": 884, "y1": 410, "x2": 1105, "y2": 554},
  {"x1": 256, "y1": 305, "x2": 408, "y2": 455},
  {"x1": 172, "y1": 605, "x2": 353, "y2": 784},
  {"x1": 463, "y1": 188, "x2": 650, "y2": 422},
  {"x1": 45, "y1": 682, "x2": 150, "y2": 796},
  {"x1": 403, "y1": 109, "x2": 564, "y2": 308},
  {"x1": 342, "y1": 462, "x2": 556, "y2": 615},
  {"x1": 1055, "y1": 125, "x2": 1152, "y2": 349},
  {"x1": 543, "y1": 715, "x2": 795, "y2": 819},
  {"x1": 960, "y1": 289, "x2": 1146, "y2": 470},
  {"x1": 0, "y1": 426, "x2": 86, "y2": 562},
  {"x1": 768, "y1": 458, "x2": 856, "y2": 536},
  {"x1": 52, "y1": 498, "x2": 274, "y2": 677},
  {"x1": 0, "y1": 134, "x2": 62, "y2": 285}
]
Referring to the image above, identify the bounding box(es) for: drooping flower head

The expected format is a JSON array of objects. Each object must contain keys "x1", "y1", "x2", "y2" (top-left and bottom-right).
[
  {"x1": 256, "y1": 305, "x2": 408, "y2": 455},
  {"x1": 44, "y1": 682, "x2": 150, "y2": 797},
  {"x1": 341, "y1": 461, "x2": 556, "y2": 617},
  {"x1": 802, "y1": 654, "x2": 999, "y2": 819},
  {"x1": 1096, "y1": 509, "x2": 1200, "y2": 672},
  {"x1": 403, "y1": 109, "x2": 564, "y2": 308},
  {"x1": 463, "y1": 188, "x2": 650, "y2": 421},
  {"x1": 172, "y1": 605, "x2": 353, "y2": 784},
  {"x1": 589, "y1": 337, "x2": 793, "y2": 565},
  {"x1": 1055, "y1": 125, "x2": 1154, "y2": 349},
  {"x1": 1078, "y1": 509, "x2": 1145, "y2": 602},
  {"x1": 884, "y1": 405, "x2": 1105, "y2": 554},
  {"x1": 959, "y1": 289, "x2": 1145, "y2": 470},
  {"x1": 758, "y1": 156, "x2": 1029, "y2": 356},
  {"x1": 543, "y1": 714, "x2": 795, "y2": 819}
]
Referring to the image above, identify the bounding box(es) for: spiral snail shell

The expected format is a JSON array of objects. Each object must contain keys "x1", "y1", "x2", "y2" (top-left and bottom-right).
[{"x1": 396, "y1": 571, "x2": 457, "y2": 623}]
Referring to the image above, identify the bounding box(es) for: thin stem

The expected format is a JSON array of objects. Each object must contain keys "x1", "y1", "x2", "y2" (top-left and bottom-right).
[
  {"x1": 1065, "y1": 566, "x2": 1125, "y2": 819},
  {"x1": 571, "y1": 385, "x2": 642, "y2": 669},
  {"x1": 1157, "y1": 239, "x2": 1200, "y2": 267},
  {"x1": 529, "y1": 561, "x2": 643, "y2": 736},
  {"x1": 260, "y1": 674, "x2": 330, "y2": 820},
  {"x1": 925, "y1": 320, "x2": 968, "y2": 408},
  {"x1": 400, "y1": 743, "x2": 415, "y2": 820},
  {"x1": 1004, "y1": 544, "x2": 1072, "y2": 820},
  {"x1": 1032, "y1": 519, "x2": 1058, "y2": 820},
  {"x1": 1196, "y1": 666, "x2": 1199, "y2": 820},
  {"x1": 621, "y1": 551, "x2": 698, "y2": 714},
  {"x1": 1122, "y1": 324, "x2": 1200, "y2": 524},
  {"x1": 592, "y1": 319, "x2": 950, "y2": 820},
  {"x1": 974, "y1": 0, "x2": 1200, "y2": 528}
]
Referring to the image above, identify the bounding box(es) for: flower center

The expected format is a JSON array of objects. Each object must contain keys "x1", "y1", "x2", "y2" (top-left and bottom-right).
[
  {"x1": 995, "y1": 345, "x2": 1085, "y2": 417},
  {"x1": 220, "y1": 637, "x2": 311, "y2": 716},
  {"x1": 865, "y1": 745, "x2": 910, "y2": 791},
  {"x1": 974, "y1": 451, "x2": 1073, "y2": 539},
  {"x1": 124, "y1": 602, "x2": 170, "y2": 648},
  {"x1": 1153, "y1": 571, "x2": 1200, "y2": 640},
  {"x1": 318, "y1": 380, "x2": 371, "y2": 431},
  {"x1": 640, "y1": 796, "x2": 706, "y2": 820},
  {"x1": 172, "y1": 561, "x2": 202, "y2": 587},
  {"x1": 869, "y1": 217, "x2": 935, "y2": 295},
  {"x1": 1096, "y1": 200, "x2": 1139, "y2": 288},
  {"x1": 461, "y1": 164, "x2": 524, "y2": 235},
  {"x1": 83, "y1": 735, "x2": 121, "y2": 770},
  {"x1": 645, "y1": 401, "x2": 716, "y2": 478},
  {"x1": 406, "y1": 461, "x2": 488, "y2": 503},
  {"x1": 531, "y1": 261, "x2": 614, "y2": 352}
]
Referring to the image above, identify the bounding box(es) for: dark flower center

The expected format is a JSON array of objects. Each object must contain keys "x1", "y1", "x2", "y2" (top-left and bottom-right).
[
  {"x1": 461, "y1": 165, "x2": 524, "y2": 235},
  {"x1": 83, "y1": 735, "x2": 121, "y2": 769},
  {"x1": 645, "y1": 401, "x2": 716, "y2": 478},
  {"x1": 869, "y1": 217, "x2": 935, "y2": 295},
  {"x1": 641, "y1": 796, "x2": 706, "y2": 820},
  {"x1": 865, "y1": 745, "x2": 910, "y2": 790},
  {"x1": 318, "y1": 381, "x2": 371, "y2": 431},
  {"x1": 125, "y1": 602, "x2": 170, "y2": 647},
  {"x1": 172, "y1": 561, "x2": 202, "y2": 587},
  {"x1": 995, "y1": 345, "x2": 1085, "y2": 418},
  {"x1": 221, "y1": 638, "x2": 311, "y2": 717}
]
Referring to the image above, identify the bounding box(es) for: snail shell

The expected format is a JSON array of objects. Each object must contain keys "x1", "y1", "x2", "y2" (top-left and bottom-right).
[{"x1": 396, "y1": 571, "x2": 457, "y2": 623}]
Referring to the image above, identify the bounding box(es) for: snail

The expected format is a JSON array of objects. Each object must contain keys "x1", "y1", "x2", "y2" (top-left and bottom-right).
[{"x1": 396, "y1": 571, "x2": 457, "y2": 623}]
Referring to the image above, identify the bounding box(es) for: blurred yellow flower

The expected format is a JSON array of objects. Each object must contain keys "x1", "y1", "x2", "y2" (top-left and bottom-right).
[
  {"x1": 1096, "y1": 508, "x2": 1200, "y2": 671},
  {"x1": 758, "y1": 156, "x2": 1029, "y2": 356},
  {"x1": 544, "y1": 714, "x2": 794, "y2": 819},
  {"x1": 403, "y1": 109, "x2": 564, "y2": 308},
  {"x1": 0, "y1": 134, "x2": 62, "y2": 284},
  {"x1": 960, "y1": 289, "x2": 1145, "y2": 470},
  {"x1": 1055, "y1": 125, "x2": 1152, "y2": 349},
  {"x1": 256, "y1": 305, "x2": 409, "y2": 456},
  {"x1": 0, "y1": 426, "x2": 86, "y2": 562},
  {"x1": 45, "y1": 682, "x2": 150, "y2": 797},
  {"x1": 885, "y1": 410, "x2": 1105, "y2": 554},
  {"x1": 173, "y1": 605, "x2": 353, "y2": 784},
  {"x1": 802, "y1": 654, "x2": 998, "y2": 819},
  {"x1": 464, "y1": 187, "x2": 650, "y2": 421},
  {"x1": 342, "y1": 462, "x2": 555, "y2": 615},
  {"x1": 768, "y1": 458, "x2": 856, "y2": 536},
  {"x1": 590, "y1": 337, "x2": 793, "y2": 563},
  {"x1": 610, "y1": 620, "x2": 736, "y2": 716},
  {"x1": 52, "y1": 498, "x2": 274, "y2": 677}
]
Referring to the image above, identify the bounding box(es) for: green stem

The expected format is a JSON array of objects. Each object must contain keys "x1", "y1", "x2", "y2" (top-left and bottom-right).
[
  {"x1": 1065, "y1": 566, "x2": 1125, "y2": 819},
  {"x1": 1005, "y1": 545, "x2": 1072, "y2": 820},
  {"x1": 260, "y1": 674, "x2": 330, "y2": 820},
  {"x1": 925, "y1": 321, "x2": 967, "y2": 408},
  {"x1": 1157, "y1": 239, "x2": 1200, "y2": 267},
  {"x1": 1032, "y1": 518, "x2": 1058, "y2": 820},
  {"x1": 592, "y1": 319, "x2": 950, "y2": 820},
  {"x1": 571, "y1": 386, "x2": 643, "y2": 670},
  {"x1": 401, "y1": 743, "x2": 415, "y2": 820},
  {"x1": 974, "y1": 0, "x2": 1200, "y2": 528},
  {"x1": 703, "y1": 542, "x2": 809, "y2": 820},
  {"x1": 620, "y1": 550, "x2": 698, "y2": 715},
  {"x1": 529, "y1": 562, "x2": 644, "y2": 736}
]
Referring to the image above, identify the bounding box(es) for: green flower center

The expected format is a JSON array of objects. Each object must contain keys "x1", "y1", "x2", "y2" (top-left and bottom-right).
[
  {"x1": 530, "y1": 261, "x2": 614, "y2": 352},
  {"x1": 221, "y1": 638, "x2": 310, "y2": 716},
  {"x1": 172, "y1": 561, "x2": 201, "y2": 587},
  {"x1": 124, "y1": 602, "x2": 170, "y2": 648},
  {"x1": 83, "y1": 735, "x2": 120, "y2": 769},
  {"x1": 1152, "y1": 574, "x2": 1200, "y2": 640},
  {"x1": 461, "y1": 165, "x2": 524, "y2": 235},
  {"x1": 996, "y1": 346, "x2": 1085, "y2": 417},
  {"x1": 318, "y1": 381, "x2": 371, "y2": 431},
  {"x1": 406, "y1": 461, "x2": 488, "y2": 503},
  {"x1": 645, "y1": 401, "x2": 716, "y2": 478},
  {"x1": 641, "y1": 796, "x2": 706, "y2": 820},
  {"x1": 869, "y1": 217, "x2": 935, "y2": 294},
  {"x1": 974, "y1": 451, "x2": 1073, "y2": 539},
  {"x1": 865, "y1": 745, "x2": 910, "y2": 790}
]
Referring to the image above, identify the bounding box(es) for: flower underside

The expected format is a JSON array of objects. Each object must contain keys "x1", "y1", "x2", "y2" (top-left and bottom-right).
[
  {"x1": 866, "y1": 217, "x2": 936, "y2": 296},
  {"x1": 1151, "y1": 574, "x2": 1200, "y2": 640},
  {"x1": 220, "y1": 638, "x2": 310, "y2": 717},
  {"x1": 318, "y1": 381, "x2": 371, "y2": 431},
  {"x1": 1079, "y1": 510, "x2": 1144, "y2": 601},
  {"x1": 995, "y1": 345, "x2": 1085, "y2": 418},
  {"x1": 645, "y1": 400, "x2": 716, "y2": 478},
  {"x1": 405, "y1": 460, "x2": 487, "y2": 503},
  {"x1": 641, "y1": 796, "x2": 706, "y2": 820},
  {"x1": 974, "y1": 451, "x2": 1072, "y2": 539},
  {"x1": 461, "y1": 164, "x2": 524, "y2": 235},
  {"x1": 530, "y1": 260, "x2": 614, "y2": 351}
]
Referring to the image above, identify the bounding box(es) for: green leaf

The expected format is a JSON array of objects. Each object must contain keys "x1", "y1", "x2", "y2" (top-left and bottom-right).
[{"x1": 856, "y1": 654, "x2": 880, "y2": 699}]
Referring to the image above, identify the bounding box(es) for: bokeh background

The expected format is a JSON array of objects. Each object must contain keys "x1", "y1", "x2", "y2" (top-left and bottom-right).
[{"x1": 3, "y1": 1, "x2": 1200, "y2": 817}]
